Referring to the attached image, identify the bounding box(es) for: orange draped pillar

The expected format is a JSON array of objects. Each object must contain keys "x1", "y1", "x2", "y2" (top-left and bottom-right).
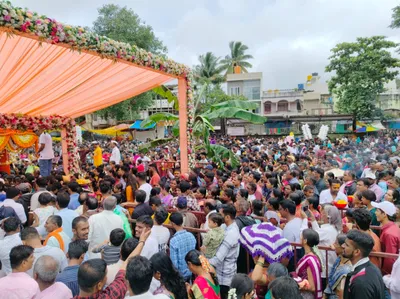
[
  {"x1": 61, "y1": 129, "x2": 69, "y2": 175},
  {"x1": 0, "y1": 149, "x2": 10, "y2": 174},
  {"x1": 178, "y1": 78, "x2": 188, "y2": 174}
]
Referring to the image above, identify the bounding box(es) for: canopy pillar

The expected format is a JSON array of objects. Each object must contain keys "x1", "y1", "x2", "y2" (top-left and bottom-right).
[
  {"x1": 61, "y1": 129, "x2": 69, "y2": 175},
  {"x1": 178, "y1": 78, "x2": 188, "y2": 174}
]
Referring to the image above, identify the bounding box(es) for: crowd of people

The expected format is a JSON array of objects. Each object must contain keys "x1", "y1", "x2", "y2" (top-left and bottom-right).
[{"x1": 0, "y1": 131, "x2": 400, "y2": 299}]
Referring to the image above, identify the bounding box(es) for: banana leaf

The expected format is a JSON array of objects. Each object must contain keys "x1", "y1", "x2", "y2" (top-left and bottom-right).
[
  {"x1": 152, "y1": 86, "x2": 179, "y2": 110},
  {"x1": 138, "y1": 137, "x2": 174, "y2": 153},
  {"x1": 206, "y1": 144, "x2": 240, "y2": 168},
  {"x1": 141, "y1": 112, "x2": 179, "y2": 129},
  {"x1": 210, "y1": 100, "x2": 260, "y2": 111},
  {"x1": 203, "y1": 107, "x2": 267, "y2": 124}
]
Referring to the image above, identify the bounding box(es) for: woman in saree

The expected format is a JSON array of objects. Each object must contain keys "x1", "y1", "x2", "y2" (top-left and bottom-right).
[
  {"x1": 150, "y1": 252, "x2": 188, "y2": 299},
  {"x1": 185, "y1": 250, "x2": 220, "y2": 299},
  {"x1": 293, "y1": 229, "x2": 323, "y2": 299},
  {"x1": 323, "y1": 234, "x2": 351, "y2": 299}
]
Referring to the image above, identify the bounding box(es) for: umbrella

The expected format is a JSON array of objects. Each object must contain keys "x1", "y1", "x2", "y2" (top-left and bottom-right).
[
  {"x1": 239, "y1": 223, "x2": 293, "y2": 264},
  {"x1": 328, "y1": 168, "x2": 345, "y2": 178}
]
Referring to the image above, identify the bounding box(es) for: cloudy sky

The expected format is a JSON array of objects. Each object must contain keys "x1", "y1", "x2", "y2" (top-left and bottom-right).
[{"x1": 11, "y1": 0, "x2": 400, "y2": 89}]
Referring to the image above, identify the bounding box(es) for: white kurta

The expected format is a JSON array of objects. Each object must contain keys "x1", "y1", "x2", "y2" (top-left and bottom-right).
[{"x1": 110, "y1": 147, "x2": 121, "y2": 164}]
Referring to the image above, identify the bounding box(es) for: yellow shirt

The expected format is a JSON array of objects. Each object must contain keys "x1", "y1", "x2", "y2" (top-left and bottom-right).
[{"x1": 93, "y1": 146, "x2": 103, "y2": 167}]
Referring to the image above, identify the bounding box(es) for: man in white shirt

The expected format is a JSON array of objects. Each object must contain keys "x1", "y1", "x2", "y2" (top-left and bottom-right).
[
  {"x1": 30, "y1": 177, "x2": 51, "y2": 211},
  {"x1": 135, "y1": 215, "x2": 159, "y2": 259},
  {"x1": 0, "y1": 217, "x2": 22, "y2": 275},
  {"x1": 0, "y1": 187, "x2": 26, "y2": 224},
  {"x1": 37, "y1": 130, "x2": 54, "y2": 177},
  {"x1": 125, "y1": 256, "x2": 169, "y2": 299},
  {"x1": 109, "y1": 141, "x2": 121, "y2": 165},
  {"x1": 151, "y1": 208, "x2": 171, "y2": 253},
  {"x1": 137, "y1": 172, "x2": 152, "y2": 203},
  {"x1": 279, "y1": 200, "x2": 307, "y2": 243},
  {"x1": 319, "y1": 179, "x2": 348, "y2": 205},
  {"x1": 88, "y1": 196, "x2": 123, "y2": 259},
  {"x1": 21, "y1": 227, "x2": 68, "y2": 277}
]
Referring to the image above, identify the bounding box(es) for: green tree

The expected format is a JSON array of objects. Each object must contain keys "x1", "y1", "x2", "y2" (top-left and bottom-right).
[
  {"x1": 197, "y1": 85, "x2": 247, "y2": 114},
  {"x1": 390, "y1": 5, "x2": 400, "y2": 29},
  {"x1": 220, "y1": 41, "x2": 253, "y2": 74},
  {"x1": 194, "y1": 52, "x2": 225, "y2": 85},
  {"x1": 92, "y1": 4, "x2": 167, "y2": 120},
  {"x1": 325, "y1": 36, "x2": 399, "y2": 128}
]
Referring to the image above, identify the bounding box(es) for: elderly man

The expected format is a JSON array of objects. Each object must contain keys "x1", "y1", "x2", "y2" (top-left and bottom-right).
[
  {"x1": 88, "y1": 196, "x2": 123, "y2": 259},
  {"x1": 33, "y1": 256, "x2": 72, "y2": 299},
  {"x1": 44, "y1": 215, "x2": 71, "y2": 254}
]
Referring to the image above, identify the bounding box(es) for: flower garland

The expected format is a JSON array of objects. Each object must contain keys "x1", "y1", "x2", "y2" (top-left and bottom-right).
[
  {"x1": 0, "y1": 113, "x2": 80, "y2": 174},
  {"x1": 0, "y1": 0, "x2": 195, "y2": 167}
]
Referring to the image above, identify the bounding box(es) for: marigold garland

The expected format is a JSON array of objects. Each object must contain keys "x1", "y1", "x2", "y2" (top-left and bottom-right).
[{"x1": 0, "y1": 113, "x2": 79, "y2": 174}]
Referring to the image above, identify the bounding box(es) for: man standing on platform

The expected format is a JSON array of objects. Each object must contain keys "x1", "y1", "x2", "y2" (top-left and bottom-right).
[{"x1": 37, "y1": 130, "x2": 54, "y2": 177}]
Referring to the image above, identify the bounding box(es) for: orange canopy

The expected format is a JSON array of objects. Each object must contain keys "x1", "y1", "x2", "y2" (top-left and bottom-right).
[{"x1": 0, "y1": 31, "x2": 175, "y2": 118}]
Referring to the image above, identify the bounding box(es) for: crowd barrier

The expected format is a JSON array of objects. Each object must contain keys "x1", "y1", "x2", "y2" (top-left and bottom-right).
[{"x1": 163, "y1": 224, "x2": 398, "y2": 277}]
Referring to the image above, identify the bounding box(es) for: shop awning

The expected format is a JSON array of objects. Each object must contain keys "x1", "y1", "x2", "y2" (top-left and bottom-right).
[{"x1": 130, "y1": 120, "x2": 156, "y2": 130}]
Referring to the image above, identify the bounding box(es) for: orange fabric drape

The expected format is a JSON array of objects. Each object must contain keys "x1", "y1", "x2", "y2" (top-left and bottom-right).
[
  {"x1": 44, "y1": 227, "x2": 65, "y2": 252},
  {"x1": 0, "y1": 32, "x2": 173, "y2": 118},
  {"x1": 0, "y1": 130, "x2": 37, "y2": 151}
]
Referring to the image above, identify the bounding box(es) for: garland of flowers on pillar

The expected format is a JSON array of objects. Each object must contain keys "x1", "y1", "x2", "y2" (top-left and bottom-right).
[
  {"x1": 0, "y1": 113, "x2": 80, "y2": 174},
  {"x1": 185, "y1": 72, "x2": 195, "y2": 169}
]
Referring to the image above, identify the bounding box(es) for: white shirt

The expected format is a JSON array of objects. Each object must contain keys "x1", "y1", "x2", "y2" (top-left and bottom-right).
[
  {"x1": 283, "y1": 218, "x2": 308, "y2": 243},
  {"x1": 110, "y1": 146, "x2": 121, "y2": 164},
  {"x1": 0, "y1": 198, "x2": 27, "y2": 224},
  {"x1": 319, "y1": 189, "x2": 348, "y2": 205},
  {"x1": 46, "y1": 230, "x2": 71, "y2": 254},
  {"x1": 139, "y1": 183, "x2": 152, "y2": 203},
  {"x1": 383, "y1": 255, "x2": 400, "y2": 299},
  {"x1": 126, "y1": 291, "x2": 170, "y2": 299},
  {"x1": 0, "y1": 233, "x2": 22, "y2": 274},
  {"x1": 39, "y1": 133, "x2": 54, "y2": 160},
  {"x1": 30, "y1": 190, "x2": 52, "y2": 211},
  {"x1": 27, "y1": 246, "x2": 68, "y2": 277},
  {"x1": 311, "y1": 221, "x2": 338, "y2": 278},
  {"x1": 140, "y1": 236, "x2": 159, "y2": 259},
  {"x1": 88, "y1": 210, "x2": 123, "y2": 259},
  {"x1": 151, "y1": 226, "x2": 170, "y2": 252}
]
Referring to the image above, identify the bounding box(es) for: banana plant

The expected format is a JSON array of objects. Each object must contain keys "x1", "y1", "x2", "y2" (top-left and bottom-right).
[{"x1": 140, "y1": 84, "x2": 266, "y2": 168}]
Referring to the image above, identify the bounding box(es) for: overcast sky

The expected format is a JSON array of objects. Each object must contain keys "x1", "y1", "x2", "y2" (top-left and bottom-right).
[{"x1": 11, "y1": 0, "x2": 400, "y2": 89}]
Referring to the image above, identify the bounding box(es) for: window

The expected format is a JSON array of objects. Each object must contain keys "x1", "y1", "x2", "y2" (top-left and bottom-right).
[
  {"x1": 296, "y1": 99, "x2": 302, "y2": 111},
  {"x1": 264, "y1": 102, "x2": 271, "y2": 114},
  {"x1": 230, "y1": 87, "x2": 240, "y2": 96},
  {"x1": 277, "y1": 100, "x2": 288, "y2": 112},
  {"x1": 244, "y1": 80, "x2": 261, "y2": 100}
]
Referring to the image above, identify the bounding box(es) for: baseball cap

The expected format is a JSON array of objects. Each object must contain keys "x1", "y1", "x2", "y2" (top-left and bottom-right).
[
  {"x1": 365, "y1": 172, "x2": 376, "y2": 180},
  {"x1": 177, "y1": 196, "x2": 188, "y2": 209},
  {"x1": 371, "y1": 201, "x2": 397, "y2": 217}
]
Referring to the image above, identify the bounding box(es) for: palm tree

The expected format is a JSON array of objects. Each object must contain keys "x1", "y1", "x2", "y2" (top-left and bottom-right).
[
  {"x1": 220, "y1": 41, "x2": 253, "y2": 74},
  {"x1": 194, "y1": 52, "x2": 225, "y2": 85}
]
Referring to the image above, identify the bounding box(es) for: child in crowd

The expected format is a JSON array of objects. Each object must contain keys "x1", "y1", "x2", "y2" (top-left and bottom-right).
[
  {"x1": 305, "y1": 197, "x2": 320, "y2": 221},
  {"x1": 251, "y1": 200, "x2": 263, "y2": 224},
  {"x1": 201, "y1": 213, "x2": 225, "y2": 258},
  {"x1": 92, "y1": 228, "x2": 126, "y2": 265}
]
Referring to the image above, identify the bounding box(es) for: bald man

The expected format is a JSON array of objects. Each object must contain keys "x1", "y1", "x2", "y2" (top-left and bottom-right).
[
  {"x1": 87, "y1": 196, "x2": 123, "y2": 259},
  {"x1": 33, "y1": 256, "x2": 72, "y2": 299}
]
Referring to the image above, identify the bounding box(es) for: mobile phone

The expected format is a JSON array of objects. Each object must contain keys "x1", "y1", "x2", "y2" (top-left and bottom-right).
[{"x1": 302, "y1": 205, "x2": 309, "y2": 212}]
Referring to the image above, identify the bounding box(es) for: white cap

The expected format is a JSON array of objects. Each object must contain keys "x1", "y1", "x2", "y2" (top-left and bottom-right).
[
  {"x1": 111, "y1": 140, "x2": 119, "y2": 146},
  {"x1": 371, "y1": 201, "x2": 397, "y2": 217},
  {"x1": 365, "y1": 172, "x2": 376, "y2": 180},
  {"x1": 91, "y1": 141, "x2": 99, "y2": 144}
]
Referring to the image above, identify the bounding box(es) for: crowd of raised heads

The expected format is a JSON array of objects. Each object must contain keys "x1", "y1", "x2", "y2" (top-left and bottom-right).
[{"x1": 0, "y1": 132, "x2": 400, "y2": 299}]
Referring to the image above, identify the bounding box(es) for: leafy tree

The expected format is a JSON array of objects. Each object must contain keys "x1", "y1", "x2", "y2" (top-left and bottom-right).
[
  {"x1": 92, "y1": 4, "x2": 167, "y2": 120},
  {"x1": 220, "y1": 41, "x2": 253, "y2": 74},
  {"x1": 197, "y1": 85, "x2": 247, "y2": 114},
  {"x1": 390, "y1": 5, "x2": 400, "y2": 29},
  {"x1": 325, "y1": 36, "x2": 399, "y2": 128},
  {"x1": 194, "y1": 52, "x2": 225, "y2": 85}
]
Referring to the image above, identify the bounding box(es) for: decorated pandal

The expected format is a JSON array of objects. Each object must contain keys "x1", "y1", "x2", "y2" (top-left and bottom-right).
[{"x1": 0, "y1": 129, "x2": 38, "y2": 174}]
